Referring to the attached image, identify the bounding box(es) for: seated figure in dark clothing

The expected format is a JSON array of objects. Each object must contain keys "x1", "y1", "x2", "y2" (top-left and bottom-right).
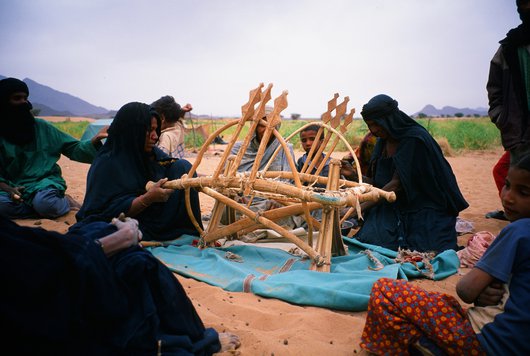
[
  {"x1": 0, "y1": 216, "x2": 240, "y2": 355},
  {"x1": 352, "y1": 94, "x2": 469, "y2": 253},
  {"x1": 75, "y1": 101, "x2": 203, "y2": 241}
]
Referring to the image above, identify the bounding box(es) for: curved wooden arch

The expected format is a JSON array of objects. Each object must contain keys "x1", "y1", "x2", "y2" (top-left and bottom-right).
[{"x1": 151, "y1": 85, "x2": 395, "y2": 272}]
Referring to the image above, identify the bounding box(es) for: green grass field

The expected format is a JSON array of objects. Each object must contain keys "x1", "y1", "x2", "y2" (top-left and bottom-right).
[{"x1": 52, "y1": 116, "x2": 501, "y2": 153}]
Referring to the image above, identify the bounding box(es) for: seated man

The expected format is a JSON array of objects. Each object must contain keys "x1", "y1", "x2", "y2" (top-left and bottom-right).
[
  {"x1": 225, "y1": 106, "x2": 300, "y2": 229},
  {"x1": 0, "y1": 77, "x2": 107, "y2": 219}
]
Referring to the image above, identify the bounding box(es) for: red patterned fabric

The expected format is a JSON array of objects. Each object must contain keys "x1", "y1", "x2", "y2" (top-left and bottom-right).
[{"x1": 361, "y1": 278, "x2": 485, "y2": 355}]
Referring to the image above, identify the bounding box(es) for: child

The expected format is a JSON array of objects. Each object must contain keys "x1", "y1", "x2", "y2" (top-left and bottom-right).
[
  {"x1": 151, "y1": 95, "x2": 192, "y2": 159},
  {"x1": 360, "y1": 154, "x2": 530, "y2": 355},
  {"x1": 296, "y1": 124, "x2": 330, "y2": 181}
]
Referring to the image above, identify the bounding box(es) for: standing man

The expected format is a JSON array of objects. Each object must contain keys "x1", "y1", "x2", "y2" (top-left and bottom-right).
[
  {"x1": 485, "y1": 0, "x2": 530, "y2": 220},
  {"x1": 488, "y1": 0, "x2": 530, "y2": 163},
  {"x1": 0, "y1": 77, "x2": 107, "y2": 219}
]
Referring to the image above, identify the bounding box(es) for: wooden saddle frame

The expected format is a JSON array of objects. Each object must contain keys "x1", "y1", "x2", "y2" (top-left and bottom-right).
[{"x1": 148, "y1": 83, "x2": 395, "y2": 271}]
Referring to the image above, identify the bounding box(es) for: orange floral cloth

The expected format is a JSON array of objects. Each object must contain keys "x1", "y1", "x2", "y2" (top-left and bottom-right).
[{"x1": 361, "y1": 278, "x2": 485, "y2": 355}]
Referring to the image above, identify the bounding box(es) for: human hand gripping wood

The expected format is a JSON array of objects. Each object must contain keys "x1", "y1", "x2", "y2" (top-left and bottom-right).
[
  {"x1": 129, "y1": 178, "x2": 173, "y2": 217},
  {"x1": 144, "y1": 178, "x2": 174, "y2": 203}
]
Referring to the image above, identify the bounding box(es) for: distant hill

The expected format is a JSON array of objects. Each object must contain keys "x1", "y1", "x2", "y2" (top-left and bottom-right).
[
  {"x1": 0, "y1": 74, "x2": 112, "y2": 117},
  {"x1": 413, "y1": 104, "x2": 488, "y2": 117}
]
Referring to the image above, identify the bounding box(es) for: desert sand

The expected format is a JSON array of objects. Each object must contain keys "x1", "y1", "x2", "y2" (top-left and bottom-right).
[{"x1": 15, "y1": 147, "x2": 509, "y2": 355}]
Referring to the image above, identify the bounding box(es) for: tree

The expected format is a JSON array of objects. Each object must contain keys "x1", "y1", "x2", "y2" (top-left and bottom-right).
[
  {"x1": 454, "y1": 112, "x2": 464, "y2": 118},
  {"x1": 417, "y1": 112, "x2": 427, "y2": 118},
  {"x1": 291, "y1": 113, "x2": 301, "y2": 120}
]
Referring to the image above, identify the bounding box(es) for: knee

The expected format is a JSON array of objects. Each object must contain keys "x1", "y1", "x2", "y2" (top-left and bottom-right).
[
  {"x1": 0, "y1": 195, "x2": 32, "y2": 219},
  {"x1": 32, "y1": 190, "x2": 69, "y2": 218}
]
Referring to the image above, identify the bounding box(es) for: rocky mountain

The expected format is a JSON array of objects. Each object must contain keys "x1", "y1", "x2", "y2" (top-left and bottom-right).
[
  {"x1": 413, "y1": 104, "x2": 488, "y2": 117},
  {"x1": 1, "y1": 75, "x2": 489, "y2": 119},
  {"x1": 0, "y1": 74, "x2": 112, "y2": 117}
]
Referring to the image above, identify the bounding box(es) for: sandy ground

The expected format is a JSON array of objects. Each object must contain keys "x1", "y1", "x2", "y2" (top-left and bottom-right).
[{"x1": 15, "y1": 146, "x2": 509, "y2": 355}]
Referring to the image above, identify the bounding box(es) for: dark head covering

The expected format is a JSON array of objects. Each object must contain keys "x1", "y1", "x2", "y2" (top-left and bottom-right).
[
  {"x1": 75, "y1": 102, "x2": 204, "y2": 240},
  {"x1": 0, "y1": 77, "x2": 35, "y2": 145},
  {"x1": 76, "y1": 102, "x2": 162, "y2": 222},
  {"x1": 0, "y1": 77, "x2": 29, "y2": 103},
  {"x1": 361, "y1": 94, "x2": 426, "y2": 140},
  {"x1": 361, "y1": 94, "x2": 468, "y2": 215}
]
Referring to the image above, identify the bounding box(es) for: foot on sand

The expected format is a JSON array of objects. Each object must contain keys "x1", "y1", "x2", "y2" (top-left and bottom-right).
[
  {"x1": 218, "y1": 332, "x2": 241, "y2": 353},
  {"x1": 66, "y1": 194, "x2": 82, "y2": 211},
  {"x1": 484, "y1": 209, "x2": 508, "y2": 221}
]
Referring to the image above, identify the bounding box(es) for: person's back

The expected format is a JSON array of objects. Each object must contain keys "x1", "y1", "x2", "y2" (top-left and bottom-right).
[{"x1": 151, "y1": 95, "x2": 192, "y2": 159}]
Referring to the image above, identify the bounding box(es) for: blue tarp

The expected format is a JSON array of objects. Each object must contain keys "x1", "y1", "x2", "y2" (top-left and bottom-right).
[
  {"x1": 149, "y1": 236, "x2": 459, "y2": 311},
  {"x1": 80, "y1": 119, "x2": 113, "y2": 140}
]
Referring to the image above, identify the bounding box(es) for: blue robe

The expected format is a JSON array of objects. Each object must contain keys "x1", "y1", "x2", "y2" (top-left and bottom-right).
[
  {"x1": 75, "y1": 102, "x2": 202, "y2": 241},
  {"x1": 0, "y1": 217, "x2": 220, "y2": 355},
  {"x1": 354, "y1": 95, "x2": 468, "y2": 253}
]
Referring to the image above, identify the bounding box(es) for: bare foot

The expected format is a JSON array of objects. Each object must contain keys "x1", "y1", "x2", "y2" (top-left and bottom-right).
[
  {"x1": 218, "y1": 332, "x2": 241, "y2": 352},
  {"x1": 65, "y1": 194, "x2": 82, "y2": 211}
]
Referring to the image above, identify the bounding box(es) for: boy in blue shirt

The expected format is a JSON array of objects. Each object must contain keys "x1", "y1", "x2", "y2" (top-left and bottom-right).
[{"x1": 361, "y1": 154, "x2": 530, "y2": 355}]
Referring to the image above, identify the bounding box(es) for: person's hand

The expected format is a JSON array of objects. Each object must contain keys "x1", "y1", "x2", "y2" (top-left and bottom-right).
[
  {"x1": 91, "y1": 126, "x2": 109, "y2": 146},
  {"x1": 181, "y1": 103, "x2": 193, "y2": 113},
  {"x1": 266, "y1": 200, "x2": 283, "y2": 210},
  {"x1": 143, "y1": 178, "x2": 174, "y2": 204},
  {"x1": 111, "y1": 215, "x2": 142, "y2": 247},
  {"x1": 0, "y1": 183, "x2": 25, "y2": 203},
  {"x1": 474, "y1": 281, "x2": 505, "y2": 307},
  {"x1": 340, "y1": 159, "x2": 357, "y2": 180}
]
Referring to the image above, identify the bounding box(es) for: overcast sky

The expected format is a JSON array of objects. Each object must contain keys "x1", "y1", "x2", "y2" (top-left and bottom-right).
[{"x1": 0, "y1": 0, "x2": 521, "y2": 118}]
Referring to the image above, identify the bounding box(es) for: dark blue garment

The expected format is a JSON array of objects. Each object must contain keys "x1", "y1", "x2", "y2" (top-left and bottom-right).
[
  {"x1": 75, "y1": 102, "x2": 202, "y2": 241},
  {"x1": 296, "y1": 152, "x2": 330, "y2": 188},
  {"x1": 475, "y1": 218, "x2": 530, "y2": 355},
  {"x1": 0, "y1": 217, "x2": 220, "y2": 355},
  {"x1": 354, "y1": 95, "x2": 468, "y2": 253}
]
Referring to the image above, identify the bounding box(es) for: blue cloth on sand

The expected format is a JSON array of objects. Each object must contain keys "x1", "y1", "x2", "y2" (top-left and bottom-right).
[{"x1": 149, "y1": 236, "x2": 459, "y2": 312}]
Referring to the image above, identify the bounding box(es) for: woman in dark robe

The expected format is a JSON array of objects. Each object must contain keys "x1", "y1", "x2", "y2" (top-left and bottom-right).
[
  {"x1": 75, "y1": 102, "x2": 203, "y2": 241},
  {"x1": 352, "y1": 94, "x2": 468, "y2": 253},
  {"x1": 0, "y1": 216, "x2": 240, "y2": 355}
]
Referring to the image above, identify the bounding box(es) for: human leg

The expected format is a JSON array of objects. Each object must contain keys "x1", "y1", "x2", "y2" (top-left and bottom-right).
[
  {"x1": 32, "y1": 189, "x2": 70, "y2": 218},
  {"x1": 361, "y1": 278, "x2": 485, "y2": 355},
  {"x1": 0, "y1": 193, "x2": 35, "y2": 218},
  {"x1": 492, "y1": 151, "x2": 510, "y2": 195},
  {"x1": 485, "y1": 151, "x2": 511, "y2": 220}
]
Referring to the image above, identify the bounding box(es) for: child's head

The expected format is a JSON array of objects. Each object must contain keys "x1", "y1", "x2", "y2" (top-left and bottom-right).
[
  {"x1": 300, "y1": 124, "x2": 323, "y2": 154},
  {"x1": 501, "y1": 154, "x2": 530, "y2": 221},
  {"x1": 151, "y1": 96, "x2": 184, "y2": 127}
]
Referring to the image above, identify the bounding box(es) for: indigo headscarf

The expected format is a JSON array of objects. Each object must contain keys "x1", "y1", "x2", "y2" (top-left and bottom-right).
[
  {"x1": 0, "y1": 77, "x2": 35, "y2": 145},
  {"x1": 361, "y1": 94, "x2": 468, "y2": 215},
  {"x1": 76, "y1": 102, "x2": 162, "y2": 222}
]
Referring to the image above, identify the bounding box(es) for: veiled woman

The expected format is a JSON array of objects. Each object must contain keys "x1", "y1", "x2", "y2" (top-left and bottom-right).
[
  {"x1": 75, "y1": 102, "x2": 203, "y2": 241},
  {"x1": 353, "y1": 94, "x2": 468, "y2": 253}
]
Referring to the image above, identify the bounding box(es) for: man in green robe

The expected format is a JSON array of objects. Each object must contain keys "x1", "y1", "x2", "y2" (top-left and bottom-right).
[{"x1": 0, "y1": 77, "x2": 107, "y2": 219}]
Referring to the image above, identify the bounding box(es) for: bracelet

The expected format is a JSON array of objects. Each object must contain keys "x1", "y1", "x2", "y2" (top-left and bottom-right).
[{"x1": 94, "y1": 239, "x2": 105, "y2": 252}]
